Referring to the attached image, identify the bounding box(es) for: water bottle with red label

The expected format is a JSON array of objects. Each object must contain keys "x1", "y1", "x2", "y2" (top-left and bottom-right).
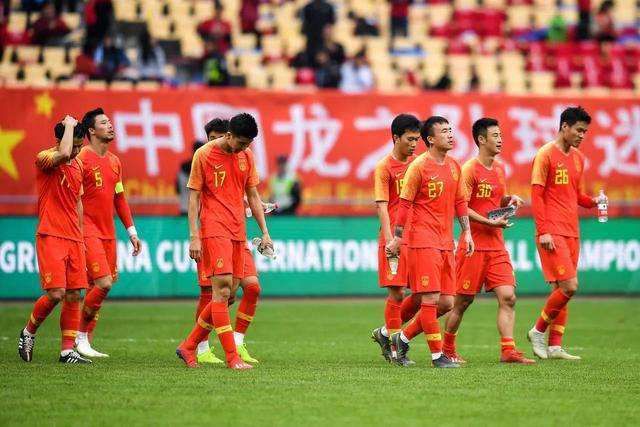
[{"x1": 597, "y1": 190, "x2": 608, "y2": 223}]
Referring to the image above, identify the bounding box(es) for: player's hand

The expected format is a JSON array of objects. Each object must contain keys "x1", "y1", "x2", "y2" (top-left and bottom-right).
[
  {"x1": 385, "y1": 236, "x2": 401, "y2": 257},
  {"x1": 463, "y1": 230, "x2": 474, "y2": 257},
  {"x1": 62, "y1": 115, "x2": 78, "y2": 127},
  {"x1": 130, "y1": 235, "x2": 142, "y2": 256},
  {"x1": 508, "y1": 195, "x2": 524, "y2": 208},
  {"x1": 260, "y1": 232, "x2": 273, "y2": 251},
  {"x1": 489, "y1": 214, "x2": 511, "y2": 229},
  {"x1": 539, "y1": 233, "x2": 555, "y2": 251},
  {"x1": 189, "y1": 236, "x2": 202, "y2": 261}
]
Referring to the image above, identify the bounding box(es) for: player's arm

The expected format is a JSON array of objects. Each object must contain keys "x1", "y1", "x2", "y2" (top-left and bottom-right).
[
  {"x1": 531, "y1": 151, "x2": 554, "y2": 250},
  {"x1": 386, "y1": 162, "x2": 419, "y2": 256},
  {"x1": 576, "y1": 164, "x2": 600, "y2": 208},
  {"x1": 36, "y1": 115, "x2": 77, "y2": 171},
  {"x1": 77, "y1": 195, "x2": 83, "y2": 234},
  {"x1": 247, "y1": 186, "x2": 272, "y2": 250},
  {"x1": 187, "y1": 149, "x2": 205, "y2": 261},
  {"x1": 468, "y1": 207, "x2": 510, "y2": 228},
  {"x1": 114, "y1": 176, "x2": 141, "y2": 256},
  {"x1": 373, "y1": 162, "x2": 392, "y2": 243},
  {"x1": 455, "y1": 169, "x2": 474, "y2": 256}
]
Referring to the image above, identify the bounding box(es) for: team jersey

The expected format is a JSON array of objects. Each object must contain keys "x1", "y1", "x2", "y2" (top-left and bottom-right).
[
  {"x1": 400, "y1": 152, "x2": 465, "y2": 250},
  {"x1": 78, "y1": 146, "x2": 124, "y2": 239},
  {"x1": 188, "y1": 143, "x2": 259, "y2": 241},
  {"x1": 459, "y1": 157, "x2": 508, "y2": 250},
  {"x1": 35, "y1": 148, "x2": 84, "y2": 242},
  {"x1": 373, "y1": 153, "x2": 415, "y2": 244},
  {"x1": 531, "y1": 142, "x2": 587, "y2": 238}
]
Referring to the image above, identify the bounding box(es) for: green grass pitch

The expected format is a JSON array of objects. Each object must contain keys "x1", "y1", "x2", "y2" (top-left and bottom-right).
[{"x1": 1, "y1": 297, "x2": 639, "y2": 426}]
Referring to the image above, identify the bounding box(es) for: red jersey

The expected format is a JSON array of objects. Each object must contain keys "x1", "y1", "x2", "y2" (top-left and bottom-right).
[
  {"x1": 188, "y1": 143, "x2": 259, "y2": 241},
  {"x1": 78, "y1": 146, "x2": 123, "y2": 239},
  {"x1": 459, "y1": 157, "x2": 508, "y2": 251},
  {"x1": 400, "y1": 153, "x2": 465, "y2": 250},
  {"x1": 35, "y1": 148, "x2": 84, "y2": 242},
  {"x1": 373, "y1": 153, "x2": 415, "y2": 244},
  {"x1": 531, "y1": 142, "x2": 587, "y2": 238}
]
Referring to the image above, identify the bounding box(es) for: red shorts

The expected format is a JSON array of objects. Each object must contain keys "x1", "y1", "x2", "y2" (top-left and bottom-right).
[
  {"x1": 378, "y1": 244, "x2": 408, "y2": 287},
  {"x1": 407, "y1": 247, "x2": 455, "y2": 295},
  {"x1": 537, "y1": 235, "x2": 580, "y2": 282},
  {"x1": 36, "y1": 234, "x2": 88, "y2": 290},
  {"x1": 85, "y1": 237, "x2": 118, "y2": 283},
  {"x1": 197, "y1": 238, "x2": 246, "y2": 285},
  {"x1": 456, "y1": 249, "x2": 515, "y2": 295}
]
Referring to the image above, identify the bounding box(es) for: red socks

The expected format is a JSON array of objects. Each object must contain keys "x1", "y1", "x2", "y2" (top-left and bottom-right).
[
  {"x1": 402, "y1": 316, "x2": 422, "y2": 340},
  {"x1": 195, "y1": 287, "x2": 212, "y2": 321},
  {"x1": 419, "y1": 303, "x2": 442, "y2": 355},
  {"x1": 60, "y1": 299, "x2": 81, "y2": 351},
  {"x1": 185, "y1": 302, "x2": 213, "y2": 350},
  {"x1": 443, "y1": 331, "x2": 457, "y2": 354},
  {"x1": 211, "y1": 301, "x2": 238, "y2": 363},
  {"x1": 236, "y1": 283, "x2": 260, "y2": 334},
  {"x1": 500, "y1": 336, "x2": 516, "y2": 353},
  {"x1": 384, "y1": 297, "x2": 402, "y2": 335},
  {"x1": 535, "y1": 288, "x2": 571, "y2": 333},
  {"x1": 400, "y1": 295, "x2": 420, "y2": 323},
  {"x1": 79, "y1": 286, "x2": 109, "y2": 333},
  {"x1": 548, "y1": 307, "x2": 568, "y2": 346},
  {"x1": 26, "y1": 295, "x2": 58, "y2": 334}
]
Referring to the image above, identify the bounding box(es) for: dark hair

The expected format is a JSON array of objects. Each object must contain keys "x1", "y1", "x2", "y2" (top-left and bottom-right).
[
  {"x1": 81, "y1": 107, "x2": 105, "y2": 132},
  {"x1": 559, "y1": 106, "x2": 591, "y2": 131},
  {"x1": 229, "y1": 113, "x2": 258, "y2": 140},
  {"x1": 391, "y1": 114, "x2": 421, "y2": 139},
  {"x1": 192, "y1": 140, "x2": 205, "y2": 153},
  {"x1": 599, "y1": 0, "x2": 614, "y2": 13},
  {"x1": 54, "y1": 121, "x2": 86, "y2": 140},
  {"x1": 472, "y1": 117, "x2": 499, "y2": 146},
  {"x1": 204, "y1": 118, "x2": 229, "y2": 137},
  {"x1": 420, "y1": 116, "x2": 449, "y2": 143}
]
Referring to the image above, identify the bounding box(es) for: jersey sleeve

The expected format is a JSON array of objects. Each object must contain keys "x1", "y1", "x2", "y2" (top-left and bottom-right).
[
  {"x1": 531, "y1": 149, "x2": 549, "y2": 186},
  {"x1": 373, "y1": 160, "x2": 390, "y2": 202},
  {"x1": 35, "y1": 149, "x2": 56, "y2": 172},
  {"x1": 187, "y1": 147, "x2": 205, "y2": 191},
  {"x1": 399, "y1": 159, "x2": 421, "y2": 202},
  {"x1": 459, "y1": 161, "x2": 475, "y2": 202},
  {"x1": 245, "y1": 150, "x2": 260, "y2": 188},
  {"x1": 114, "y1": 156, "x2": 125, "y2": 194}
]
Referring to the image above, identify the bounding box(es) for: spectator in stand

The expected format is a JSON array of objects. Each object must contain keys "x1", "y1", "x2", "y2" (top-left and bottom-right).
[
  {"x1": 314, "y1": 49, "x2": 340, "y2": 88},
  {"x1": 339, "y1": 48, "x2": 374, "y2": 93},
  {"x1": 320, "y1": 25, "x2": 345, "y2": 66},
  {"x1": 30, "y1": 1, "x2": 70, "y2": 45},
  {"x1": 84, "y1": 0, "x2": 113, "y2": 47},
  {"x1": 135, "y1": 28, "x2": 166, "y2": 82},
  {"x1": 430, "y1": 65, "x2": 452, "y2": 91},
  {"x1": 0, "y1": 10, "x2": 7, "y2": 58},
  {"x1": 301, "y1": 0, "x2": 335, "y2": 62},
  {"x1": 94, "y1": 34, "x2": 130, "y2": 81},
  {"x1": 177, "y1": 140, "x2": 205, "y2": 216},
  {"x1": 269, "y1": 155, "x2": 301, "y2": 216},
  {"x1": 240, "y1": 0, "x2": 261, "y2": 46},
  {"x1": 74, "y1": 41, "x2": 98, "y2": 78},
  {"x1": 577, "y1": 0, "x2": 591, "y2": 40},
  {"x1": 352, "y1": 12, "x2": 380, "y2": 36},
  {"x1": 594, "y1": 0, "x2": 616, "y2": 43},
  {"x1": 53, "y1": 0, "x2": 78, "y2": 14},
  {"x1": 202, "y1": 39, "x2": 229, "y2": 86},
  {"x1": 389, "y1": 0, "x2": 411, "y2": 38},
  {"x1": 197, "y1": 1, "x2": 232, "y2": 54},
  {"x1": 547, "y1": 13, "x2": 567, "y2": 42}
]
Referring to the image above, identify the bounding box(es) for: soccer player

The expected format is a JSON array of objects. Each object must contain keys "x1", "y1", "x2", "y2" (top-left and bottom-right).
[
  {"x1": 194, "y1": 117, "x2": 263, "y2": 365},
  {"x1": 527, "y1": 107, "x2": 604, "y2": 360},
  {"x1": 442, "y1": 118, "x2": 534, "y2": 365},
  {"x1": 386, "y1": 116, "x2": 474, "y2": 368},
  {"x1": 370, "y1": 114, "x2": 421, "y2": 362},
  {"x1": 176, "y1": 113, "x2": 272, "y2": 369},
  {"x1": 18, "y1": 116, "x2": 92, "y2": 364},
  {"x1": 74, "y1": 108, "x2": 142, "y2": 358}
]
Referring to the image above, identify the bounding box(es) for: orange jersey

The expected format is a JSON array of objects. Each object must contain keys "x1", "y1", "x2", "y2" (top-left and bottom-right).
[
  {"x1": 531, "y1": 142, "x2": 586, "y2": 237},
  {"x1": 459, "y1": 157, "x2": 508, "y2": 250},
  {"x1": 400, "y1": 153, "x2": 465, "y2": 250},
  {"x1": 373, "y1": 153, "x2": 415, "y2": 243},
  {"x1": 188, "y1": 143, "x2": 259, "y2": 241},
  {"x1": 78, "y1": 146, "x2": 123, "y2": 239},
  {"x1": 35, "y1": 148, "x2": 84, "y2": 242}
]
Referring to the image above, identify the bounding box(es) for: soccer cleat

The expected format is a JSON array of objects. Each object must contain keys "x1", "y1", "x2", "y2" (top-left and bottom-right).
[
  {"x1": 500, "y1": 348, "x2": 536, "y2": 364},
  {"x1": 371, "y1": 327, "x2": 392, "y2": 362},
  {"x1": 390, "y1": 333, "x2": 415, "y2": 367},
  {"x1": 547, "y1": 347, "x2": 581, "y2": 360},
  {"x1": 18, "y1": 329, "x2": 35, "y2": 362},
  {"x1": 443, "y1": 350, "x2": 467, "y2": 364},
  {"x1": 527, "y1": 328, "x2": 548, "y2": 359},
  {"x1": 59, "y1": 350, "x2": 92, "y2": 364},
  {"x1": 227, "y1": 357, "x2": 253, "y2": 370},
  {"x1": 237, "y1": 343, "x2": 259, "y2": 363},
  {"x1": 197, "y1": 348, "x2": 224, "y2": 364},
  {"x1": 176, "y1": 342, "x2": 198, "y2": 368},
  {"x1": 432, "y1": 354, "x2": 460, "y2": 368},
  {"x1": 76, "y1": 338, "x2": 109, "y2": 358}
]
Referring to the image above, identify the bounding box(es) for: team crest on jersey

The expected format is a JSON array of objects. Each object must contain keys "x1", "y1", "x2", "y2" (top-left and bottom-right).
[
  {"x1": 216, "y1": 258, "x2": 224, "y2": 268},
  {"x1": 421, "y1": 276, "x2": 429, "y2": 286},
  {"x1": 92, "y1": 262, "x2": 100, "y2": 273},
  {"x1": 238, "y1": 156, "x2": 247, "y2": 171},
  {"x1": 450, "y1": 164, "x2": 458, "y2": 181},
  {"x1": 557, "y1": 265, "x2": 566, "y2": 275},
  {"x1": 462, "y1": 279, "x2": 470, "y2": 290},
  {"x1": 44, "y1": 273, "x2": 52, "y2": 284}
]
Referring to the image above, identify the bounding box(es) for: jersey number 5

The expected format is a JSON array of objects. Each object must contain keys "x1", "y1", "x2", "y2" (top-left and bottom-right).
[
  {"x1": 94, "y1": 170, "x2": 103, "y2": 187},
  {"x1": 214, "y1": 170, "x2": 226, "y2": 187}
]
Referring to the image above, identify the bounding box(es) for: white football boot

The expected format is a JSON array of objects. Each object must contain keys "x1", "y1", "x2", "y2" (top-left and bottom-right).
[
  {"x1": 76, "y1": 333, "x2": 109, "y2": 358},
  {"x1": 547, "y1": 346, "x2": 581, "y2": 360},
  {"x1": 527, "y1": 328, "x2": 548, "y2": 359}
]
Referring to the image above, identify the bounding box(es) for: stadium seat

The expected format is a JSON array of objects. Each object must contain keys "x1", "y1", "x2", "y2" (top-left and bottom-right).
[
  {"x1": 136, "y1": 80, "x2": 160, "y2": 90},
  {"x1": 110, "y1": 80, "x2": 135, "y2": 90},
  {"x1": 84, "y1": 80, "x2": 109, "y2": 90},
  {"x1": 529, "y1": 71, "x2": 554, "y2": 95}
]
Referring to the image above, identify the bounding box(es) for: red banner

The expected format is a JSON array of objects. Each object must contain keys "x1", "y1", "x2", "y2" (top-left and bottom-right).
[{"x1": 0, "y1": 87, "x2": 638, "y2": 216}]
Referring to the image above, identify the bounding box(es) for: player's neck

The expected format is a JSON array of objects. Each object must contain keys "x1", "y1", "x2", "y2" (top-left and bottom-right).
[
  {"x1": 391, "y1": 146, "x2": 408, "y2": 163},
  {"x1": 89, "y1": 140, "x2": 109, "y2": 156},
  {"x1": 427, "y1": 146, "x2": 447, "y2": 164},
  {"x1": 217, "y1": 139, "x2": 234, "y2": 154},
  {"x1": 477, "y1": 151, "x2": 495, "y2": 169},
  {"x1": 555, "y1": 137, "x2": 572, "y2": 154}
]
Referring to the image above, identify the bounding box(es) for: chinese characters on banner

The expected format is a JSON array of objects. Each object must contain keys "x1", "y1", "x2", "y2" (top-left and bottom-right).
[{"x1": 0, "y1": 88, "x2": 638, "y2": 216}]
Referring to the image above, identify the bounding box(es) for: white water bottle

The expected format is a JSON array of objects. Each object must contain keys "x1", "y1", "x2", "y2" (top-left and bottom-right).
[
  {"x1": 388, "y1": 255, "x2": 399, "y2": 275},
  {"x1": 597, "y1": 189, "x2": 608, "y2": 223},
  {"x1": 245, "y1": 202, "x2": 278, "y2": 218},
  {"x1": 252, "y1": 237, "x2": 276, "y2": 259}
]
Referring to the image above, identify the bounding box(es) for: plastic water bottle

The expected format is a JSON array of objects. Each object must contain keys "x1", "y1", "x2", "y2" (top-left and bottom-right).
[
  {"x1": 252, "y1": 237, "x2": 277, "y2": 259},
  {"x1": 245, "y1": 202, "x2": 278, "y2": 218},
  {"x1": 388, "y1": 255, "x2": 399, "y2": 275},
  {"x1": 597, "y1": 190, "x2": 608, "y2": 223}
]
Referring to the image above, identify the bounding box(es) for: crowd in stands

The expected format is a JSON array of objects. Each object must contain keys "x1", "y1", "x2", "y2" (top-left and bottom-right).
[{"x1": 0, "y1": 0, "x2": 638, "y2": 94}]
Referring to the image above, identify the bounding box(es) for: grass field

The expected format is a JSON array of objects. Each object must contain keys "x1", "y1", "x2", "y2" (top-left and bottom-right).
[{"x1": 1, "y1": 297, "x2": 639, "y2": 426}]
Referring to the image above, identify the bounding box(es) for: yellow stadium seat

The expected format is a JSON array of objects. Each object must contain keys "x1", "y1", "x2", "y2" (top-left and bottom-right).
[
  {"x1": 234, "y1": 33, "x2": 257, "y2": 51},
  {"x1": 269, "y1": 65, "x2": 295, "y2": 90},
  {"x1": 16, "y1": 46, "x2": 42, "y2": 64},
  {"x1": 427, "y1": 4, "x2": 453, "y2": 28},
  {"x1": 84, "y1": 80, "x2": 109, "y2": 90},
  {"x1": 136, "y1": 81, "x2": 160, "y2": 90},
  {"x1": 246, "y1": 66, "x2": 268, "y2": 89},
  {"x1": 8, "y1": 12, "x2": 27, "y2": 33},
  {"x1": 262, "y1": 35, "x2": 283, "y2": 57},
  {"x1": 56, "y1": 79, "x2": 82, "y2": 89},
  {"x1": 61, "y1": 13, "x2": 81, "y2": 30},
  {"x1": 529, "y1": 72, "x2": 555, "y2": 96},
  {"x1": 42, "y1": 47, "x2": 66, "y2": 66},
  {"x1": 634, "y1": 73, "x2": 640, "y2": 96},
  {"x1": 454, "y1": 0, "x2": 478, "y2": 9},
  {"x1": 503, "y1": 74, "x2": 528, "y2": 95},
  {"x1": 507, "y1": 6, "x2": 532, "y2": 31},
  {"x1": 110, "y1": 80, "x2": 135, "y2": 90}
]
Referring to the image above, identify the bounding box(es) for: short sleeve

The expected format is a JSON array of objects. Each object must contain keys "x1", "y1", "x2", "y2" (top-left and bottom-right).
[
  {"x1": 35, "y1": 149, "x2": 56, "y2": 172},
  {"x1": 531, "y1": 150, "x2": 549, "y2": 186},
  {"x1": 187, "y1": 147, "x2": 205, "y2": 191},
  {"x1": 399, "y1": 159, "x2": 422, "y2": 201},
  {"x1": 373, "y1": 160, "x2": 390, "y2": 202},
  {"x1": 114, "y1": 156, "x2": 125, "y2": 194},
  {"x1": 459, "y1": 161, "x2": 475, "y2": 202},
  {"x1": 245, "y1": 150, "x2": 259, "y2": 188}
]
